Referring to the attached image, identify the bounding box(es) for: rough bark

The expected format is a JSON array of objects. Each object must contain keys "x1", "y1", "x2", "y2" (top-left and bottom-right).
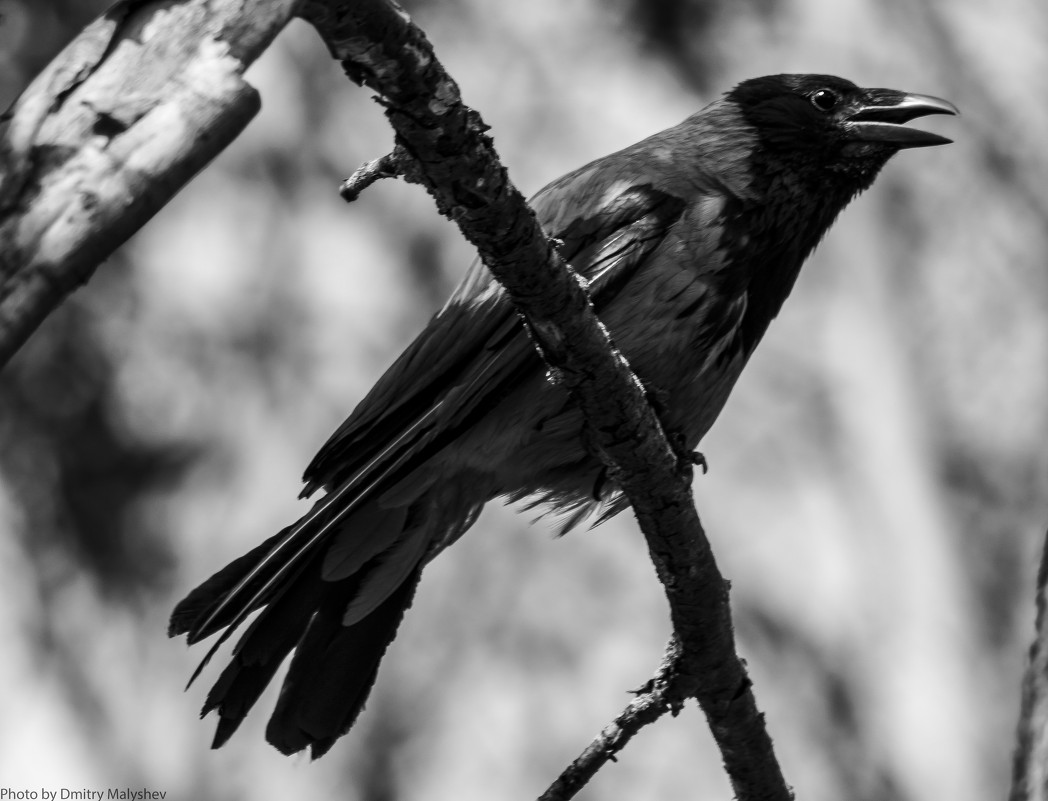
[
  {"x1": 1011, "y1": 527, "x2": 1048, "y2": 801},
  {"x1": 0, "y1": 0, "x2": 297, "y2": 369},
  {"x1": 299, "y1": 2, "x2": 790, "y2": 799}
]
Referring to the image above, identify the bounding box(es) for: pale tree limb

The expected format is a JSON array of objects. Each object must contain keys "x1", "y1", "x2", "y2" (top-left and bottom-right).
[
  {"x1": 0, "y1": 0, "x2": 297, "y2": 369},
  {"x1": 1010, "y1": 527, "x2": 1048, "y2": 801},
  {"x1": 298, "y1": 1, "x2": 791, "y2": 799}
]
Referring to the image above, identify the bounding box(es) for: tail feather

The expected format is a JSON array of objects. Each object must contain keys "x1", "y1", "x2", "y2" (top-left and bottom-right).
[
  {"x1": 172, "y1": 490, "x2": 444, "y2": 756},
  {"x1": 200, "y1": 553, "x2": 328, "y2": 748},
  {"x1": 169, "y1": 527, "x2": 290, "y2": 639},
  {"x1": 321, "y1": 503, "x2": 410, "y2": 581},
  {"x1": 265, "y1": 567, "x2": 423, "y2": 758},
  {"x1": 170, "y1": 456, "x2": 489, "y2": 757},
  {"x1": 181, "y1": 493, "x2": 357, "y2": 647},
  {"x1": 341, "y1": 523, "x2": 430, "y2": 626}
]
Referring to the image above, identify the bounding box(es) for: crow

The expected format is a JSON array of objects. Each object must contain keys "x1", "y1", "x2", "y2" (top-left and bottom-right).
[{"x1": 170, "y1": 74, "x2": 957, "y2": 757}]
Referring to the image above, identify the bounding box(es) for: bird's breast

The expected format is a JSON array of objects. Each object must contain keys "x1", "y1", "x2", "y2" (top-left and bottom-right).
[{"x1": 438, "y1": 197, "x2": 756, "y2": 504}]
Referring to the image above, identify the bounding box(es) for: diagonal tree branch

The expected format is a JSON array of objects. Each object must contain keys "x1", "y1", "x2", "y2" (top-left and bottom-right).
[
  {"x1": 0, "y1": 0, "x2": 297, "y2": 370},
  {"x1": 297, "y1": 1, "x2": 790, "y2": 799}
]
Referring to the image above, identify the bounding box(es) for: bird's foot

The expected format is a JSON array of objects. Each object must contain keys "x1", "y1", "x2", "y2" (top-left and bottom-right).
[
  {"x1": 664, "y1": 429, "x2": 708, "y2": 480},
  {"x1": 690, "y1": 450, "x2": 709, "y2": 475},
  {"x1": 638, "y1": 382, "x2": 707, "y2": 479}
]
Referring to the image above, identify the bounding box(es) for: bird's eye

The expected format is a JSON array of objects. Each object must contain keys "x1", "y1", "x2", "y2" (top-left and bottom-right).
[{"x1": 810, "y1": 89, "x2": 839, "y2": 112}]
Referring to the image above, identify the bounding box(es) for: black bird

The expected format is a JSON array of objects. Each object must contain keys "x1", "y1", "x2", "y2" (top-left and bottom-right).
[{"x1": 170, "y1": 74, "x2": 957, "y2": 757}]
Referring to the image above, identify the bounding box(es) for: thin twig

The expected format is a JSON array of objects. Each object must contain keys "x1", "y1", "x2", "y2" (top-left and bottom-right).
[{"x1": 540, "y1": 640, "x2": 685, "y2": 801}]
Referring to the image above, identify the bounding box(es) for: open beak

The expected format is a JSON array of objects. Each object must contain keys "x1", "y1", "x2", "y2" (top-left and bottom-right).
[{"x1": 846, "y1": 90, "x2": 959, "y2": 149}]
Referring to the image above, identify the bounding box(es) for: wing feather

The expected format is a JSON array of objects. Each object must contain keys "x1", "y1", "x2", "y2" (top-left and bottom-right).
[{"x1": 182, "y1": 174, "x2": 688, "y2": 648}]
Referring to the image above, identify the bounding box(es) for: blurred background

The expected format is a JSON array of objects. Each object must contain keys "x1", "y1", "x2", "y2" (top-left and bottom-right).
[{"x1": 1, "y1": 0, "x2": 1046, "y2": 799}]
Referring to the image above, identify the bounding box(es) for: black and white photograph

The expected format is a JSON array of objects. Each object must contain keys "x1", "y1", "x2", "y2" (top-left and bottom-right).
[{"x1": 0, "y1": 1, "x2": 1044, "y2": 799}]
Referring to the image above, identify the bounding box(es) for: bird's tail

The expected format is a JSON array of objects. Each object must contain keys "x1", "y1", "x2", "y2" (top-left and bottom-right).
[{"x1": 169, "y1": 490, "x2": 476, "y2": 758}]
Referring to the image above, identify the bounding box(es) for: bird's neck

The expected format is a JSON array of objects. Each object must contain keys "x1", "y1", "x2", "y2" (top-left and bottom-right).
[{"x1": 730, "y1": 156, "x2": 885, "y2": 352}]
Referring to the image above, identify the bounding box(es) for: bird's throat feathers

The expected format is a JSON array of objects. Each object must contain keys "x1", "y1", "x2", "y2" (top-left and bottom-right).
[
  {"x1": 723, "y1": 163, "x2": 861, "y2": 352},
  {"x1": 684, "y1": 96, "x2": 879, "y2": 352}
]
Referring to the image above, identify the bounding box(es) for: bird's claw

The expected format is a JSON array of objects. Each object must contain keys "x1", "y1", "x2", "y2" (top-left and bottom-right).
[
  {"x1": 663, "y1": 430, "x2": 707, "y2": 478},
  {"x1": 630, "y1": 677, "x2": 656, "y2": 696}
]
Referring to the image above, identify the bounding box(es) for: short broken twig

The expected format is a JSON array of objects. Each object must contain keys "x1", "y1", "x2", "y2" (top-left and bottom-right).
[{"x1": 339, "y1": 151, "x2": 401, "y2": 201}]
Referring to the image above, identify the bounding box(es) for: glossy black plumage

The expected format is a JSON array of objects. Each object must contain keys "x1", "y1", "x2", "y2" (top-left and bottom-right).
[{"x1": 170, "y1": 74, "x2": 956, "y2": 757}]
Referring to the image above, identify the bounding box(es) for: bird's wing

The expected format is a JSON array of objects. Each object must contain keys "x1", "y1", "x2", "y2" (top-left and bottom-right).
[
  {"x1": 176, "y1": 162, "x2": 690, "y2": 648},
  {"x1": 302, "y1": 167, "x2": 690, "y2": 495}
]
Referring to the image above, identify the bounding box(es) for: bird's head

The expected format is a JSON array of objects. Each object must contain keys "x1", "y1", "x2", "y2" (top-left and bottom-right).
[{"x1": 726, "y1": 74, "x2": 958, "y2": 181}]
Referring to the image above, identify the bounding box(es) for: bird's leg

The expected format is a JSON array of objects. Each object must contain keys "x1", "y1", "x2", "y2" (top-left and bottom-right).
[
  {"x1": 641, "y1": 382, "x2": 708, "y2": 479},
  {"x1": 665, "y1": 430, "x2": 708, "y2": 482}
]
